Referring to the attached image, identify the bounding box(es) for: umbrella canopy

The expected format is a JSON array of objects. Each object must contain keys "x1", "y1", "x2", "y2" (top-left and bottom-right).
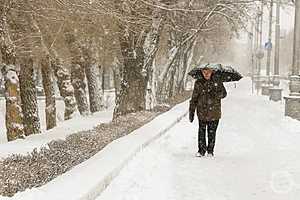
[{"x1": 188, "y1": 63, "x2": 243, "y2": 82}]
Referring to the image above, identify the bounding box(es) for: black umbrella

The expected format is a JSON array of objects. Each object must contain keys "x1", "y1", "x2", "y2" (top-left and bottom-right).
[{"x1": 188, "y1": 63, "x2": 243, "y2": 82}]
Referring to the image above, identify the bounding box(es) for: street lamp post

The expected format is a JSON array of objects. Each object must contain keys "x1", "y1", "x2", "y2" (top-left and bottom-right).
[
  {"x1": 284, "y1": 0, "x2": 300, "y2": 120},
  {"x1": 262, "y1": 0, "x2": 274, "y2": 96},
  {"x1": 250, "y1": 24, "x2": 255, "y2": 94},
  {"x1": 254, "y1": 1, "x2": 265, "y2": 93},
  {"x1": 269, "y1": 0, "x2": 283, "y2": 101},
  {"x1": 258, "y1": 1, "x2": 264, "y2": 76}
]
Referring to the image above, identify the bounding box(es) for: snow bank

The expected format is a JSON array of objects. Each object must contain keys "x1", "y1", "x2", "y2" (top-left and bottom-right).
[{"x1": 0, "y1": 108, "x2": 113, "y2": 158}]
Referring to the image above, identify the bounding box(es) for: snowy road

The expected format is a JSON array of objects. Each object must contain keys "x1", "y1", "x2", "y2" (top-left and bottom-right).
[{"x1": 97, "y1": 79, "x2": 300, "y2": 200}]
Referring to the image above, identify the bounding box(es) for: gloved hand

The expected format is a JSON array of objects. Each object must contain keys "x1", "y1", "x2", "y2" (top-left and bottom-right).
[{"x1": 189, "y1": 113, "x2": 194, "y2": 123}]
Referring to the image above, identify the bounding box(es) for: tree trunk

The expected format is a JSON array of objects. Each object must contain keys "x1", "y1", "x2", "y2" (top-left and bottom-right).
[
  {"x1": 99, "y1": 65, "x2": 107, "y2": 107},
  {"x1": 175, "y1": 40, "x2": 196, "y2": 94},
  {"x1": 84, "y1": 63, "x2": 103, "y2": 113},
  {"x1": 113, "y1": 31, "x2": 148, "y2": 118},
  {"x1": 0, "y1": 10, "x2": 25, "y2": 141},
  {"x1": 168, "y1": 59, "x2": 178, "y2": 98},
  {"x1": 64, "y1": 29, "x2": 89, "y2": 115},
  {"x1": 143, "y1": 15, "x2": 163, "y2": 110},
  {"x1": 0, "y1": 10, "x2": 16, "y2": 65},
  {"x1": 41, "y1": 54, "x2": 56, "y2": 130},
  {"x1": 112, "y1": 57, "x2": 122, "y2": 104},
  {"x1": 146, "y1": 58, "x2": 157, "y2": 110},
  {"x1": 19, "y1": 57, "x2": 41, "y2": 136},
  {"x1": 99, "y1": 65, "x2": 104, "y2": 92},
  {"x1": 29, "y1": 16, "x2": 57, "y2": 129},
  {"x1": 70, "y1": 64, "x2": 89, "y2": 116},
  {"x1": 156, "y1": 46, "x2": 180, "y2": 102},
  {"x1": 51, "y1": 50, "x2": 77, "y2": 120},
  {"x1": 113, "y1": 10, "x2": 163, "y2": 118},
  {"x1": 1, "y1": 65, "x2": 25, "y2": 141},
  {"x1": 173, "y1": 47, "x2": 185, "y2": 96},
  {"x1": 81, "y1": 39, "x2": 103, "y2": 113},
  {"x1": 182, "y1": 40, "x2": 197, "y2": 91},
  {"x1": 157, "y1": 26, "x2": 196, "y2": 101}
]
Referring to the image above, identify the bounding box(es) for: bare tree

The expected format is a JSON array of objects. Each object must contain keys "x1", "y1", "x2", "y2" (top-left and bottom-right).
[
  {"x1": 19, "y1": 57, "x2": 41, "y2": 136},
  {"x1": 64, "y1": 26, "x2": 89, "y2": 116},
  {"x1": 0, "y1": 1, "x2": 24, "y2": 141},
  {"x1": 81, "y1": 38, "x2": 103, "y2": 113},
  {"x1": 51, "y1": 51, "x2": 77, "y2": 120},
  {"x1": 1, "y1": 65, "x2": 24, "y2": 141},
  {"x1": 112, "y1": 0, "x2": 166, "y2": 118},
  {"x1": 41, "y1": 54, "x2": 56, "y2": 130}
]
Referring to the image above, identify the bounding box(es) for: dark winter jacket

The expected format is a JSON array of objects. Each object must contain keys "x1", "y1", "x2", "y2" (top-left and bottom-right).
[{"x1": 189, "y1": 77, "x2": 227, "y2": 122}]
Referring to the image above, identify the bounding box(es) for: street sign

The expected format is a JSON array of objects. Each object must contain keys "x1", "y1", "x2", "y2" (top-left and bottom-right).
[{"x1": 264, "y1": 41, "x2": 272, "y2": 50}]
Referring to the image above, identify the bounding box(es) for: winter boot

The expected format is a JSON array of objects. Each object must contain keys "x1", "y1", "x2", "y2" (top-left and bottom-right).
[
  {"x1": 195, "y1": 152, "x2": 205, "y2": 157},
  {"x1": 207, "y1": 153, "x2": 214, "y2": 157}
]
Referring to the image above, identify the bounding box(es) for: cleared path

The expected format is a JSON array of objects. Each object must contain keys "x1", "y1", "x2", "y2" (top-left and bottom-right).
[{"x1": 97, "y1": 79, "x2": 300, "y2": 200}]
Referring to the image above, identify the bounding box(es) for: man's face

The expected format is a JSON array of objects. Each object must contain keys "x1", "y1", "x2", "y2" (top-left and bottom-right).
[{"x1": 201, "y1": 69, "x2": 213, "y2": 80}]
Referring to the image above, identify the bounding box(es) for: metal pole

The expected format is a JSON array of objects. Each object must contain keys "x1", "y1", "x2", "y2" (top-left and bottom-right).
[
  {"x1": 273, "y1": 0, "x2": 280, "y2": 81},
  {"x1": 292, "y1": 0, "x2": 300, "y2": 76},
  {"x1": 250, "y1": 23, "x2": 254, "y2": 94},
  {"x1": 266, "y1": 0, "x2": 273, "y2": 84},
  {"x1": 255, "y1": 14, "x2": 259, "y2": 74},
  {"x1": 269, "y1": 0, "x2": 283, "y2": 101},
  {"x1": 258, "y1": 1, "x2": 264, "y2": 75},
  {"x1": 254, "y1": 11, "x2": 260, "y2": 94}
]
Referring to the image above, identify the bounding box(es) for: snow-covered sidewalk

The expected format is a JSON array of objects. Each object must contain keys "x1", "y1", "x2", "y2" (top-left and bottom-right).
[{"x1": 97, "y1": 78, "x2": 300, "y2": 200}]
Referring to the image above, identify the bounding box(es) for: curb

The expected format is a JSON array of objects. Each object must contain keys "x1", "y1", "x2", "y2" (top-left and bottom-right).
[{"x1": 84, "y1": 106, "x2": 188, "y2": 200}]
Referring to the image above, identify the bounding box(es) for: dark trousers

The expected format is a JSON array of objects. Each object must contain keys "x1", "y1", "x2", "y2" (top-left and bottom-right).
[{"x1": 198, "y1": 119, "x2": 219, "y2": 155}]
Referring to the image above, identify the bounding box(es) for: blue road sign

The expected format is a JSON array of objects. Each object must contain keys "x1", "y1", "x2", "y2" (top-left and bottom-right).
[{"x1": 264, "y1": 41, "x2": 272, "y2": 50}]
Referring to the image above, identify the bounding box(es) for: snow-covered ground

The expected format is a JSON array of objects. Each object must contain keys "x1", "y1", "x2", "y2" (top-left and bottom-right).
[
  {"x1": 96, "y1": 78, "x2": 300, "y2": 200},
  {"x1": 0, "y1": 91, "x2": 115, "y2": 157}
]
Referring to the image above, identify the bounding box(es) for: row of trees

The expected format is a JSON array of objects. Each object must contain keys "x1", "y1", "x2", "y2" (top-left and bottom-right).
[{"x1": 0, "y1": 0, "x2": 256, "y2": 142}]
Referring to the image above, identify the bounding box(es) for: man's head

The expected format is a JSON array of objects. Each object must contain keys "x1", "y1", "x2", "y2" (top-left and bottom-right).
[{"x1": 201, "y1": 69, "x2": 213, "y2": 80}]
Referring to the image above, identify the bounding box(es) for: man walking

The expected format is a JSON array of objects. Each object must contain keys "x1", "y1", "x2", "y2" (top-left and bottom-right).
[{"x1": 189, "y1": 68, "x2": 227, "y2": 157}]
